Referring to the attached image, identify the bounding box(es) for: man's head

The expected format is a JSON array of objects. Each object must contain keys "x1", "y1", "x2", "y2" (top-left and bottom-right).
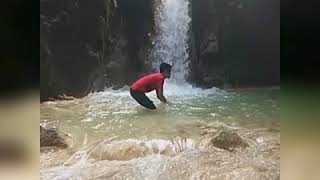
[{"x1": 160, "y1": 63, "x2": 172, "y2": 79}]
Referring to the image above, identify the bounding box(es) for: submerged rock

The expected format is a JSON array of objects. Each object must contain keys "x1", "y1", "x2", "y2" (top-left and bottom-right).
[
  {"x1": 210, "y1": 129, "x2": 249, "y2": 150},
  {"x1": 40, "y1": 126, "x2": 69, "y2": 148},
  {"x1": 92, "y1": 141, "x2": 149, "y2": 161},
  {"x1": 87, "y1": 138, "x2": 196, "y2": 161}
]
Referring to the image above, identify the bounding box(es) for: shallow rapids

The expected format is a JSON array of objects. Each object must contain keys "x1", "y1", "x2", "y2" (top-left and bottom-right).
[{"x1": 40, "y1": 84, "x2": 279, "y2": 179}]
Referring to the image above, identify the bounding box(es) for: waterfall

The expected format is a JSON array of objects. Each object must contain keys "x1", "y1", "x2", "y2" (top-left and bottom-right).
[{"x1": 151, "y1": 0, "x2": 191, "y2": 84}]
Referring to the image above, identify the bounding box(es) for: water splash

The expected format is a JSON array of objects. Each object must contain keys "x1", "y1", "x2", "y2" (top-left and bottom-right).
[
  {"x1": 151, "y1": 0, "x2": 191, "y2": 84},
  {"x1": 163, "y1": 82, "x2": 226, "y2": 97}
]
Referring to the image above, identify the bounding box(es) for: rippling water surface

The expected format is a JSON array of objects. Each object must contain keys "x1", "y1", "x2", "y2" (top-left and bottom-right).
[{"x1": 40, "y1": 84, "x2": 280, "y2": 179}]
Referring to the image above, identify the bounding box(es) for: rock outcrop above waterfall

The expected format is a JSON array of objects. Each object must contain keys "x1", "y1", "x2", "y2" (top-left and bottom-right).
[{"x1": 40, "y1": 126, "x2": 70, "y2": 148}]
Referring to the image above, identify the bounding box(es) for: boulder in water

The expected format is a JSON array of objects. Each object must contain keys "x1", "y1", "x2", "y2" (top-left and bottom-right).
[
  {"x1": 93, "y1": 142, "x2": 148, "y2": 161},
  {"x1": 40, "y1": 126, "x2": 69, "y2": 148},
  {"x1": 210, "y1": 129, "x2": 249, "y2": 150}
]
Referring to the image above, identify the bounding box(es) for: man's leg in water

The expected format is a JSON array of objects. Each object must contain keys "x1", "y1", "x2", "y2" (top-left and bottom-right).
[{"x1": 130, "y1": 89, "x2": 156, "y2": 109}]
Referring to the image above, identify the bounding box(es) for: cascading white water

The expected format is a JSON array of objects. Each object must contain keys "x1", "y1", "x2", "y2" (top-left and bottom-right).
[{"x1": 151, "y1": 0, "x2": 191, "y2": 84}]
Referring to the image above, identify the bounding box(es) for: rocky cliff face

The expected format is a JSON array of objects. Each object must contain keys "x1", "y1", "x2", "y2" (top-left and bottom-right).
[
  {"x1": 40, "y1": 0, "x2": 279, "y2": 101},
  {"x1": 40, "y1": 0, "x2": 154, "y2": 101},
  {"x1": 190, "y1": 0, "x2": 279, "y2": 88}
]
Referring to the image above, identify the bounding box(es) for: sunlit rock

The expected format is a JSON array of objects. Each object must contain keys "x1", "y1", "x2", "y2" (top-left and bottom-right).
[
  {"x1": 40, "y1": 126, "x2": 70, "y2": 148},
  {"x1": 210, "y1": 129, "x2": 249, "y2": 150}
]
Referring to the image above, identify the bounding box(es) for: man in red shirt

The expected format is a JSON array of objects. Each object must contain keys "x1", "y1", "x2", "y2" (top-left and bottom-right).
[{"x1": 130, "y1": 63, "x2": 172, "y2": 109}]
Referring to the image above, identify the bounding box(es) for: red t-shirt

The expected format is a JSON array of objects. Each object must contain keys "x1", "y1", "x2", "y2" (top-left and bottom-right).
[{"x1": 131, "y1": 73, "x2": 164, "y2": 93}]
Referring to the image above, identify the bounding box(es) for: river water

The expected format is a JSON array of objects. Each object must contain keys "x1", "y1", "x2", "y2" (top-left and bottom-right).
[
  {"x1": 40, "y1": 84, "x2": 280, "y2": 179},
  {"x1": 40, "y1": 0, "x2": 279, "y2": 178}
]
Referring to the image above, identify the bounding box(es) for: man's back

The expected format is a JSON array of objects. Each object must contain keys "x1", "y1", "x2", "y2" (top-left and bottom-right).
[{"x1": 131, "y1": 73, "x2": 164, "y2": 93}]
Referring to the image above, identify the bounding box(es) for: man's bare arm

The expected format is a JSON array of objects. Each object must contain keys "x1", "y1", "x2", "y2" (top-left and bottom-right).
[{"x1": 156, "y1": 88, "x2": 167, "y2": 103}]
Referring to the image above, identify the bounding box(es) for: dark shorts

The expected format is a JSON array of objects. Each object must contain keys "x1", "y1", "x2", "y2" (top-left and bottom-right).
[{"x1": 130, "y1": 88, "x2": 156, "y2": 109}]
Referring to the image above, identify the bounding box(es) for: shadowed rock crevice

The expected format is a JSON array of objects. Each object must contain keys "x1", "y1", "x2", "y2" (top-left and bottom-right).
[{"x1": 190, "y1": 0, "x2": 279, "y2": 88}]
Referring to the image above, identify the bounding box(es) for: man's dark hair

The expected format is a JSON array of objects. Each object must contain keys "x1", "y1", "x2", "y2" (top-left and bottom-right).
[{"x1": 160, "y1": 63, "x2": 172, "y2": 73}]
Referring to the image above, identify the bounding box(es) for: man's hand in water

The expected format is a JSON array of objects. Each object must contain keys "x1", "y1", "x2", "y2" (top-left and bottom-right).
[
  {"x1": 156, "y1": 88, "x2": 168, "y2": 104},
  {"x1": 159, "y1": 96, "x2": 167, "y2": 104},
  {"x1": 166, "y1": 101, "x2": 172, "y2": 105}
]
